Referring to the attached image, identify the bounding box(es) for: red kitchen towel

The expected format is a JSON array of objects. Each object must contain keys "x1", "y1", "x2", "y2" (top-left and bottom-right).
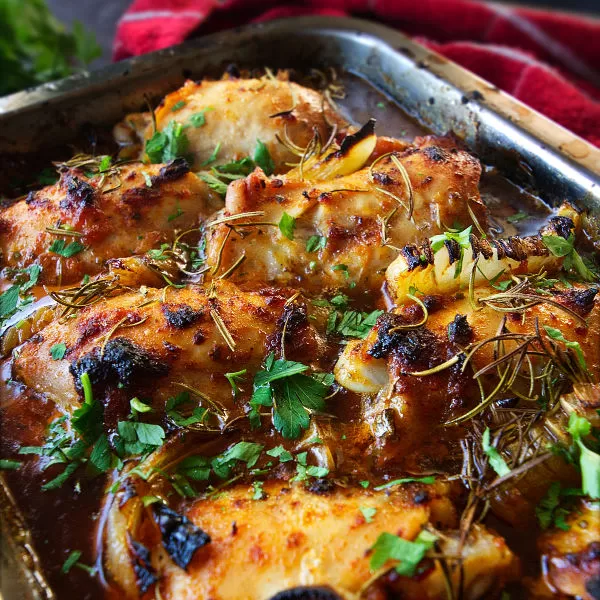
[{"x1": 113, "y1": 0, "x2": 600, "y2": 147}]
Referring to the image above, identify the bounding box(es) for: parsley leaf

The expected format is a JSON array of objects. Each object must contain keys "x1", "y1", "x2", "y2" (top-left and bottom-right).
[
  {"x1": 266, "y1": 445, "x2": 293, "y2": 462},
  {"x1": 48, "y1": 239, "x2": 85, "y2": 258},
  {"x1": 61, "y1": 550, "x2": 82, "y2": 574},
  {"x1": 251, "y1": 481, "x2": 266, "y2": 500},
  {"x1": 306, "y1": 235, "x2": 327, "y2": 253},
  {"x1": 360, "y1": 506, "x2": 377, "y2": 523},
  {"x1": 373, "y1": 476, "x2": 436, "y2": 491},
  {"x1": 200, "y1": 142, "x2": 221, "y2": 167},
  {"x1": 370, "y1": 530, "x2": 437, "y2": 576},
  {"x1": 535, "y1": 482, "x2": 583, "y2": 531},
  {"x1": 430, "y1": 226, "x2": 472, "y2": 279},
  {"x1": 0, "y1": 459, "x2": 21, "y2": 470},
  {"x1": 115, "y1": 421, "x2": 165, "y2": 457},
  {"x1": 506, "y1": 211, "x2": 529, "y2": 223},
  {"x1": 278, "y1": 212, "x2": 296, "y2": 240},
  {"x1": 567, "y1": 412, "x2": 600, "y2": 499},
  {"x1": 50, "y1": 343, "x2": 67, "y2": 360},
  {"x1": 543, "y1": 326, "x2": 588, "y2": 372},
  {"x1": 329, "y1": 309, "x2": 383, "y2": 338},
  {"x1": 145, "y1": 120, "x2": 190, "y2": 164},
  {"x1": 198, "y1": 172, "x2": 228, "y2": 197},
  {"x1": 249, "y1": 352, "x2": 333, "y2": 439},
  {"x1": 189, "y1": 107, "x2": 214, "y2": 127},
  {"x1": 171, "y1": 100, "x2": 186, "y2": 112},
  {"x1": 543, "y1": 233, "x2": 597, "y2": 282},
  {"x1": 0, "y1": 3, "x2": 101, "y2": 96},
  {"x1": 482, "y1": 428, "x2": 510, "y2": 477},
  {"x1": 253, "y1": 139, "x2": 275, "y2": 176},
  {"x1": 224, "y1": 369, "x2": 247, "y2": 397}
]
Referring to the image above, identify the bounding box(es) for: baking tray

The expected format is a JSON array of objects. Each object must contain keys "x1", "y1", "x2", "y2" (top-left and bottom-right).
[{"x1": 1, "y1": 16, "x2": 599, "y2": 600}]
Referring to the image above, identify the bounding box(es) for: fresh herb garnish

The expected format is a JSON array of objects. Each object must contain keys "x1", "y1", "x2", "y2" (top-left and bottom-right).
[
  {"x1": 200, "y1": 142, "x2": 221, "y2": 167},
  {"x1": 48, "y1": 239, "x2": 85, "y2": 258},
  {"x1": 430, "y1": 226, "x2": 472, "y2": 279},
  {"x1": 535, "y1": 482, "x2": 583, "y2": 530},
  {"x1": 189, "y1": 107, "x2": 214, "y2": 127},
  {"x1": 224, "y1": 369, "x2": 247, "y2": 397},
  {"x1": 306, "y1": 235, "x2": 327, "y2": 253},
  {"x1": 0, "y1": 459, "x2": 21, "y2": 470},
  {"x1": 171, "y1": 100, "x2": 186, "y2": 112},
  {"x1": 328, "y1": 309, "x2": 383, "y2": 338},
  {"x1": 373, "y1": 476, "x2": 436, "y2": 491},
  {"x1": 50, "y1": 343, "x2": 67, "y2": 360},
  {"x1": 506, "y1": 211, "x2": 529, "y2": 223},
  {"x1": 544, "y1": 326, "x2": 588, "y2": 372},
  {"x1": 543, "y1": 233, "x2": 597, "y2": 282},
  {"x1": 198, "y1": 172, "x2": 228, "y2": 197},
  {"x1": 482, "y1": 427, "x2": 510, "y2": 477},
  {"x1": 265, "y1": 445, "x2": 293, "y2": 463},
  {"x1": 292, "y1": 451, "x2": 329, "y2": 481},
  {"x1": 278, "y1": 212, "x2": 296, "y2": 240},
  {"x1": 360, "y1": 506, "x2": 377, "y2": 523},
  {"x1": 253, "y1": 139, "x2": 274, "y2": 176},
  {"x1": 145, "y1": 120, "x2": 190, "y2": 164},
  {"x1": 251, "y1": 481, "x2": 266, "y2": 500},
  {"x1": 167, "y1": 204, "x2": 184, "y2": 222},
  {"x1": 567, "y1": 412, "x2": 600, "y2": 499},
  {"x1": 249, "y1": 352, "x2": 334, "y2": 439},
  {"x1": 370, "y1": 529, "x2": 437, "y2": 576}
]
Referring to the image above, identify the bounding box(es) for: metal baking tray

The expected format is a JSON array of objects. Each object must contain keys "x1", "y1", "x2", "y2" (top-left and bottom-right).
[{"x1": 1, "y1": 15, "x2": 599, "y2": 600}]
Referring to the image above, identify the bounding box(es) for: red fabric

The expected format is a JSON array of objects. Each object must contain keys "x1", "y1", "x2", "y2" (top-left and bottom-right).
[{"x1": 113, "y1": 0, "x2": 600, "y2": 147}]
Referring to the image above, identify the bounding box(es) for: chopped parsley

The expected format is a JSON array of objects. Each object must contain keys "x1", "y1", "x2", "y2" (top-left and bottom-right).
[
  {"x1": 248, "y1": 352, "x2": 334, "y2": 439},
  {"x1": 278, "y1": 212, "x2": 296, "y2": 240},
  {"x1": 50, "y1": 343, "x2": 67, "y2": 360},
  {"x1": 48, "y1": 239, "x2": 85, "y2": 258},
  {"x1": 189, "y1": 107, "x2": 214, "y2": 127},
  {"x1": 166, "y1": 392, "x2": 208, "y2": 428},
  {"x1": 543, "y1": 232, "x2": 597, "y2": 282},
  {"x1": 200, "y1": 142, "x2": 221, "y2": 167},
  {"x1": 253, "y1": 139, "x2": 275, "y2": 176},
  {"x1": 198, "y1": 172, "x2": 228, "y2": 197},
  {"x1": 147, "y1": 243, "x2": 171, "y2": 261},
  {"x1": 167, "y1": 204, "x2": 184, "y2": 222},
  {"x1": 171, "y1": 100, "x2": 186, "y2": 112},
  {"x1": 114, "y1": 421, "x2": 165, "y2": 456},
  {"x1": 292, "y1": 451, "x2": 329, "y2": 481},
  {"x1": 61, "y1": 550, "x2": 96, "y2": 576},
  {"x1": 266, "y1": 445, "x2": 293, "y2": 463},
  {"x1": 328, "y1": 309, "x2": 383, "y2": 338},
  {"x1": 506, "y1": 211, "x2": 528, "y2": 223},
  {"x1": 360, "y1": 506, "x2": 377, "y2": 523},
  {"x1": 373, "y1": 476, "x2": 436, "y2": 491},
  {"x1": 0, "y1": 459, "x2": 21, "y2": 470},
  {"x1": 535, "y1": 482, "x2": 583, "y2": 531},
  {"x1": 0, "y1": 265, "x2": 41, "y2": 328},
  {"x1": 224, "y1": 369, "x2": 247, "y2": 397},
  {"x1": 482, "y1": 427, "x2": 510, "y2": 477},
  {"x1": 98, "y1": 155, "x2": 112, "y2": 172},
  {"x1": 544, "y1": 326, "x2": 588, "y2": 372},
  {"x1": 251, "y1": 481, "x2": 266, "y2": 500},
  {"x1": 370, "y1": 529, "x2": 437, "y2": 577},
  {"x1": 306, "y1": 235, "x2": 327, "y2": 253},
  {"x1": 567, "y1": 412, "x2": 600, "y2": 499},
  {"x1": 430, "y1": 226, "x2": 472, "y2": 279},
  {"x1": 145, "y1": 120, "x2": 190, "y2": 164}
]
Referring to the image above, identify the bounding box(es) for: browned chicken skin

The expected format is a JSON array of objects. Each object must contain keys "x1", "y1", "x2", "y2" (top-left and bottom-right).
[
  {"x1": 0, "y1": 159, "x2": 220, "y2": 285},
  {"x1": 206, "y1": 135, "x2": 486, "y2": 296}
]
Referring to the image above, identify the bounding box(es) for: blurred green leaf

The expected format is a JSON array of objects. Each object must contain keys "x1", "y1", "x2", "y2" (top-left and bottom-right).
[{"x1": 0, "y1": 0, "x2": 101, "y2": 96}]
